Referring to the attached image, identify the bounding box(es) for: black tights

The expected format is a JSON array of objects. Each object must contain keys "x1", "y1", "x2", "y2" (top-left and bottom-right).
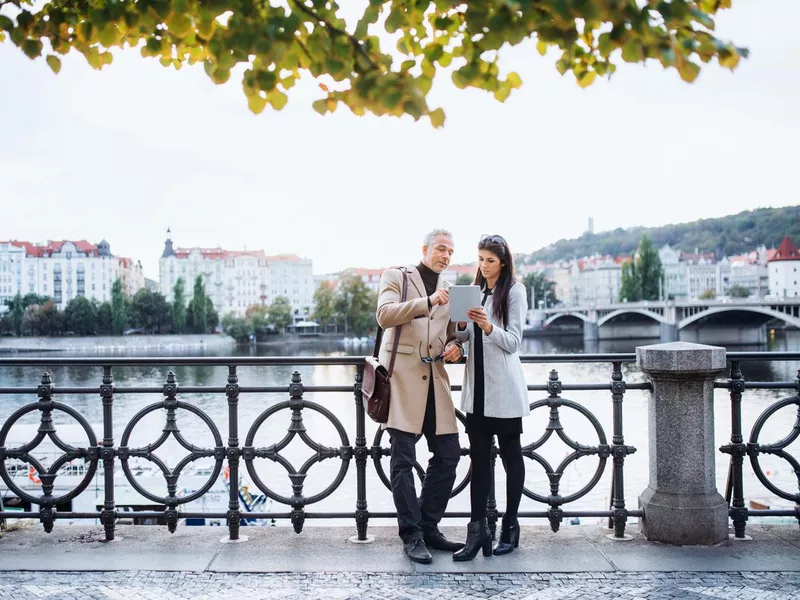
[{"x1": 468, "y1": 429, "x2": 525, "y2": 522}]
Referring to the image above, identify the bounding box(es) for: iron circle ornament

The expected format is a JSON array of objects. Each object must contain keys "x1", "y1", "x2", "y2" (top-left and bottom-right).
[
  {"x1": 118, "y1": 401, "x2": 224, "y2": 505},
  {"x1": 747, "y1": 394, "x2": 800, "y2": 504},
  {"x1": 523, "y1": 396, "x2": 609, "y2": 505},
  {"x1": 243, "y1": 400, "x2": 351, "y2": 506},
  {"x1": 0, "y1": 402, "x2": 99, "y2": 507},
  {"x1": 371, "y1": 409, "x2": 472, "y2": 498}
]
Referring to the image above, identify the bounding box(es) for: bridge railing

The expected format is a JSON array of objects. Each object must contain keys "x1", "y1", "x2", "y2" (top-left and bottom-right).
[{"x1": 0, "y1": 350, "x2": 798, "y2": 544}]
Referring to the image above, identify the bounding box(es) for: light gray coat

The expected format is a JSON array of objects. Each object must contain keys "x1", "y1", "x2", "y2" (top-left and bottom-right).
[{"x1": 456, "y1": 282, "x2": 530, "y2": 419}]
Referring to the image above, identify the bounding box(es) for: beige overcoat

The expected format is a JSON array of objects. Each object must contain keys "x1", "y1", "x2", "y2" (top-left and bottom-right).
[{"x1": 375, "y1": 265, "x2": 459, "y2": 435}]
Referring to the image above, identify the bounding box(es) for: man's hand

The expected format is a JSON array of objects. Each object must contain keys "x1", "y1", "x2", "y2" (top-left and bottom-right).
[
  {"x1": 443, "y1": 342, "x2": 463, "y2": 363},
  {"x1": 430, "y1": 287, "x2": 450, "y2": 306}
]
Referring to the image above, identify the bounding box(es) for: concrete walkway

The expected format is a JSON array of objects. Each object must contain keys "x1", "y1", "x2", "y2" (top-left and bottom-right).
[{"x1": 1, "y1": 523, "x2": 799, "y2": 598}]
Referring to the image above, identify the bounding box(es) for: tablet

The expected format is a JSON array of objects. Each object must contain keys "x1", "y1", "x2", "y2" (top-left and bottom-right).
[{"x1": 448, "y1": 285, "x2": 481, "y2": 322}]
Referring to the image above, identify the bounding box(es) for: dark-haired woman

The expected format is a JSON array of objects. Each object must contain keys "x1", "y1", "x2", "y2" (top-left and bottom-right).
[{"x1": 453, "y1": 234, "x2": 529, "y2": 561}]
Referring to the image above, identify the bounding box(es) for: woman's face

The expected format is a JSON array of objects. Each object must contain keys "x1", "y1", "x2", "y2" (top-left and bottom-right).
[{"x1": 478, "y1": 248, "x2": 504, "y2": 283}]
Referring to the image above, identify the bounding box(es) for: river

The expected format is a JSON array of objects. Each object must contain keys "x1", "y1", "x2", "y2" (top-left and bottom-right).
[{"x1": 1, "y1": 331, "x2": 798, "y2": 527}]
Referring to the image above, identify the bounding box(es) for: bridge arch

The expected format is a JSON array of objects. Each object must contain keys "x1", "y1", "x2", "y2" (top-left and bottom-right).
[
  {"x1": 597, "y1": 309, "x2": 667, "y2": 327},
  {"x1": 679, "y1": 306, "x2": 800, "y2": 330},
  {"x1": 544, "y1": 312, "x2": 590, "y2": 327}
]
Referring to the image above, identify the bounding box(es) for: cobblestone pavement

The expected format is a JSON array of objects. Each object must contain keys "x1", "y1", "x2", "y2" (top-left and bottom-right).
[{"x1": 0, "y1": 571, "x2": 799, "y2": 599}]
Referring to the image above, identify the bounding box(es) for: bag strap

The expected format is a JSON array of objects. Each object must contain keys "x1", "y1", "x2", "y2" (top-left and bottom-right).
[{"x1": 371, "y1": 268, "x2": 409, "y2": 378}]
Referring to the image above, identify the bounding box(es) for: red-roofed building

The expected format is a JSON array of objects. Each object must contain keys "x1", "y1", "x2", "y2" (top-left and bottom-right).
[
  {"x1": 159, "y1": 231, "x2": 314, "y2": 319},
  {"x1": 768, "y1": 237, "x2": 800, "y2": 298},
  {"x1": 0, "y1": 239, "x2": 137, "y2": 310}
]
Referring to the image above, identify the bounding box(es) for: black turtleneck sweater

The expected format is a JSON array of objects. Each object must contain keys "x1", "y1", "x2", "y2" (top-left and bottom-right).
[{"x1": 416, "y1": 262, "x2": 439, "y2": 297}]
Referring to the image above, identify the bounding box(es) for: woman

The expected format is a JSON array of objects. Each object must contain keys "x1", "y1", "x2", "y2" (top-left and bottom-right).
[{"x1": 453, "y1": 234, "x2": 529, "y2": 561}]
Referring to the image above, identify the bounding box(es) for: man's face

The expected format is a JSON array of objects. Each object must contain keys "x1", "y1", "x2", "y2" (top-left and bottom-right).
[{"x1": 422, "y1": 235, "x2": 454, "y2": 274}]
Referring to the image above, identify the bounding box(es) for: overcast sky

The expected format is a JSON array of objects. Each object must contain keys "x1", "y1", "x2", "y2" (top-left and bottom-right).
[{"x1": 1, "y1": 1, "x2": 798, "y2": 281}]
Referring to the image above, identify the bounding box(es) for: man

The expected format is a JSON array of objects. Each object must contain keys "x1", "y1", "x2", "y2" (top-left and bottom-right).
[{"x1": 376, "y1": 229, "x2": 465, "y2": 564}]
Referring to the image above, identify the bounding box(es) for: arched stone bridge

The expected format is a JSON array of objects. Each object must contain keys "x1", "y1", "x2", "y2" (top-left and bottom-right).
[{"x1": 541, "y1": 299, "x2": 800, "y2": 343}]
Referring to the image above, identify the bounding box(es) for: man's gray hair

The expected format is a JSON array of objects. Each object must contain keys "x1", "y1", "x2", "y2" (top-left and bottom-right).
[{"x1": 423, "y1": 229, "x2": 453, "y2": 247}]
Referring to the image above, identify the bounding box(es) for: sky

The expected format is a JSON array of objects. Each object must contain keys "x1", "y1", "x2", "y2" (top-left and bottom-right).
[{"x1": 1, "y1": 1, "x2": 798, "y2": 281}]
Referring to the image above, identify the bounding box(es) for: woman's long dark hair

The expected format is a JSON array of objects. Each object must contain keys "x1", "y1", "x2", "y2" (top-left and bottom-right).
[{"x1": 473, "y1": 235, "x2": 515, "y2": 329}]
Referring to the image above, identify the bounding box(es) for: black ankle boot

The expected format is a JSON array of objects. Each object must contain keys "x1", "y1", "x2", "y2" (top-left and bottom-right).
[
  {"x1": 493, "y1": 515, "x2": 520, "y2": 555},
  {"x1": 452, "y1": 519, "x2": 492, "y2": 561}
]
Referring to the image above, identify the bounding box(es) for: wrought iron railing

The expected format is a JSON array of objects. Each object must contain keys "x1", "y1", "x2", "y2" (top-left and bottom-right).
[
  {"x1": 718, "y1": 352, "x2": 800, "y2": 538},
  {"x1": 0, "y1": 352, "x2": 797, "y2": 543}
]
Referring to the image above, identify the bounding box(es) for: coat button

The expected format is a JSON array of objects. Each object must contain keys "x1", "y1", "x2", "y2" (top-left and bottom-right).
[
  {"x1": 422, "y1": 375, "x2": 427, "y2": 380},
  {"x1": 429, "y1": 344, "x2": 432, "y2": 349}
]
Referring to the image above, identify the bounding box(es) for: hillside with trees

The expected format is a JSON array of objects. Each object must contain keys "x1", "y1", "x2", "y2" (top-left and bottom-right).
[{"x1": 524, "y1": 206, "x2": 800, "y2": 263}]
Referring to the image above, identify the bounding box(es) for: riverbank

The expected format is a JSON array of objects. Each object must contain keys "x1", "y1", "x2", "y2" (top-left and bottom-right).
[{"x1": 0, "y1": 334, "x2": 237, "y2": 353}]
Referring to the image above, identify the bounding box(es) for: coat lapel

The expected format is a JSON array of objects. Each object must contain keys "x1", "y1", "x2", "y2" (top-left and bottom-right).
[{"x1": 407, "y1": 264, "x2": 425, "y2": 299}]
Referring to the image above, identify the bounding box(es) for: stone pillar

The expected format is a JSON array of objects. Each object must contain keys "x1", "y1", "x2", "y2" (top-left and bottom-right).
[
  {"x1": 583, "y1": 321, "x2": 598, "y2": 342},
  {"x1": 636, "y1": 341, "x2": 729, "y2": 545}
]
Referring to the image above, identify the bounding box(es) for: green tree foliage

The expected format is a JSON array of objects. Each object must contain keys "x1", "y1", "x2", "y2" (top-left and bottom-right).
[
  {"x1": 312, "y1": 281, "x2": 337, "y2": 327},
  {"x1": 699, "y1": 288, "x2": 716, "y2": 299},
  {"x1": 172, "y1": 277, "x2": 186, "y2": 333},
  {"x1": 619, "y1": 259, "x2": 641, "y2": 302},
  {"x1": 221, "y1": 313, "x2": 251, "y2": 343},
  {"x1": 12, "y1": 292, "x2": 23, "y2": 336},
  {"x1": 64, "y1": 296, "x2": 97, "y2": 335},
  {"x1": 637, "y1": 235, "x2": 663, "y2": 300},
  {"x1": 96, "y1": 301, "x2": 113, "y2": 335},
  {"x1": 336, "y1": 276, "x2": 377, "y2": 336},
  {"x1": 617, "y1": 235, "x2": 663, "y2": 301},
  {"x1": 527, "y1": 206, "x2": 800, "y2": 264},
  {"x1": 6, "y1": 292, "x2": 50, "y2": 336},
  {"x1": 110, "y1": 278, "x2": 127, "y2": 335},
  {"x1": 267, "y1": 296, "x2": 293, "y2": 332},
  {"x1": 24, "y1": 300, "x2": 65, "y2": 336},
  {"x1": 188, "y1": 275, "x2": 208, "y2": 334},
  {"x1": 20, "y1": 293, "x2": 50, "y2": 308},
  {"x1": 205, "y1": 296, "x2": 219, "y2": 331},
  {"x1": 130, "y1": 288, "x2": 172, "y2": 333},
  {"x1": 522, "y1": 272, "x2": 557, "y2": 308},
  {"x1": 455, "y1": 273, "x2": 474, "y2": 285},
  {"x1": 0, "y1": 1, "x2": 746, "y2": 126},
  {"x1": 728, "y1": 284, "x2": 750, "y2": 298},
  {"x1": 0, "y1": 312, "x2": 12, "y2": 335},
  {"x1": 244, "y1": 304, "x2": 270, "y2": 340}
]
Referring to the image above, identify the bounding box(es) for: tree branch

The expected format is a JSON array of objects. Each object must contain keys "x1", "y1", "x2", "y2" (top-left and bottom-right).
[{"x1": 288, "y1": 0, "x2": 380, "y2": 72}]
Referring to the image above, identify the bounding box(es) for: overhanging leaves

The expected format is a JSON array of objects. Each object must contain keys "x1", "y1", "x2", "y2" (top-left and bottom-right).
[{"x1": 0, "y1": 0, "x2": 747, "y2": 126}]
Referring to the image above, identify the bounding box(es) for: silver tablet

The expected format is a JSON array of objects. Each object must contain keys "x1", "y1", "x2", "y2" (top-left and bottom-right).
[{"x1": 448, "y1": 285, "x2": 481, "y2": 322}]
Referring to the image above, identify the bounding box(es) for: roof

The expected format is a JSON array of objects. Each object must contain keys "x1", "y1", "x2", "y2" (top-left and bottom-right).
[
  {"x1": 266, "y1": 254, "x2": 305, "y2": 262},
  {"x1": 0, "y1": 240, "x2": 99, "y2": 257},
  {"x1": 173, "y1": 247, "x2": 267, "y2": 261},
  {"x1": 769, "y1": 237, "x2": 799, "y2": 262}
]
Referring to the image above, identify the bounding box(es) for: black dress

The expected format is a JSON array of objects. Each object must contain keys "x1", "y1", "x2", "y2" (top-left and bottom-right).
[{"x1": 465, "y1": 289, "x2": 523, "y2": 436}]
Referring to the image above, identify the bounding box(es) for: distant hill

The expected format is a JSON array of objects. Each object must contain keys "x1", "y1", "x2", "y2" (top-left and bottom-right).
[{"x1": 523, "y1": 206, "x2": 800, "y2": 263}]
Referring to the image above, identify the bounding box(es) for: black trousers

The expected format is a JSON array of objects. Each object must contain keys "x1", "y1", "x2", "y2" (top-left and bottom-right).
[{"x1": 388, "y1": 382, "x2": 460, "y2": 541}]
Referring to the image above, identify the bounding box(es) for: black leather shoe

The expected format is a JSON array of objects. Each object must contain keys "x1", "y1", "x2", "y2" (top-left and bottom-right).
[
  {"x1": 424, "y1": 530, "x2": 465, "y2": 552},
  {"x1": 404, "y1": 538, "x2": 433, "y2": 564}
]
